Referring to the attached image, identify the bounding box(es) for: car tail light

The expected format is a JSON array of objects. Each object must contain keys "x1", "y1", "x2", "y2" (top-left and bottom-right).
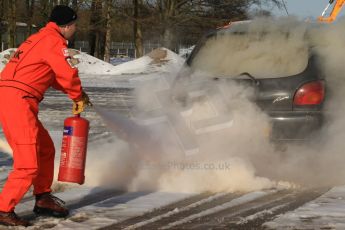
[{"x1": 293, "y1": 81, "x2": 325, "y2": 105}]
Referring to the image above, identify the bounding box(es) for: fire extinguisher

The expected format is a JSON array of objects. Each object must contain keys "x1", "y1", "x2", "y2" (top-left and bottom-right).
[{"x1": 58, "y1": 114, "x2": 89, "y2": 185}]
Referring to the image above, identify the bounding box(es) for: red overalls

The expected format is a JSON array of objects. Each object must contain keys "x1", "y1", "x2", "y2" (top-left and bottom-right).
[{"x1": 0, "y1": 22, "x2": 83, "y2": 212}]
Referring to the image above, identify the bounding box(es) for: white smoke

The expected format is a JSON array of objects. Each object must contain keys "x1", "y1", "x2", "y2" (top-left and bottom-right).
[
  {"x1": 86, "y1": 16, "x2": 345, "y2": 193},
  {"x1": 192, "y1": 17, "x2": 309, "y2": 78}
]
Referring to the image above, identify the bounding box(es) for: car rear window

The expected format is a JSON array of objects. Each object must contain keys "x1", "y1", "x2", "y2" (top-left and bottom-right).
[{"x1": 189, "y1": 23, "x2": 309, "y2": 79}]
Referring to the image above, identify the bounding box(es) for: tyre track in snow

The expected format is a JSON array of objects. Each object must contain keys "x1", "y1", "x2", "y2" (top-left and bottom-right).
[
  {"x1": 102, "y1": 188, "x2": 328, "y2": 230},
  {"x1": 230, "y1": 188, "x2": 329, "y2": 230},
  {"x1": 180, "y1": 187, "x2": 329, "y2": 230},
  {"x1": 102, "y1": 192, "x2": 241, "y2": 230}
]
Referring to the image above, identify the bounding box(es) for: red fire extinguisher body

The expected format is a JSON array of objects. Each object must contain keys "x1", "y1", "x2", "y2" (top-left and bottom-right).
[{"x1": 58, "y1": 115, "x2": 89, "y2": 185}]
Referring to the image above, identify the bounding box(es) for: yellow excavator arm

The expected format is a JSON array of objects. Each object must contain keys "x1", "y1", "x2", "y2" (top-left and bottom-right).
[{"x1": 318, "y1": 0, "x2": 345, "y2": 22}]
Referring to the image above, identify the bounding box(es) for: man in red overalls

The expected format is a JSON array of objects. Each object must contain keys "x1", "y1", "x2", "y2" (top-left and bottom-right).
[{"x1": 0, "y1": 5, "x2": 91, "y2": 226}]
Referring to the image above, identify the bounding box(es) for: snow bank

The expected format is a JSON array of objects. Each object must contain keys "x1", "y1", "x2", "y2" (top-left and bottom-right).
[
  {"x1": 0, "y1": 49, "x2": 16, "y2": 71},
  {"x1": 0, "y1": 47, "x2": 185, "y2": 76},
  {"x1": 76, "y1": 47, "x2": 184, "y2": 76},
  {"x1": 73, "y1": 51, "x2": 116, "y2": 75}
]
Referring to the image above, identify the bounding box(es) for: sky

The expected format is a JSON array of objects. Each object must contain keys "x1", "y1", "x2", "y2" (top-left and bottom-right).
[{"x1": 272, "y1": 0, "x2": 345, "y2": 19}]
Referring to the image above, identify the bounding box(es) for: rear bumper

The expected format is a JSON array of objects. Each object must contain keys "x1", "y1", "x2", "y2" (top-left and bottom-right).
[{"x1": 268, "y1": 111, "x2": 323, "y2": 141}]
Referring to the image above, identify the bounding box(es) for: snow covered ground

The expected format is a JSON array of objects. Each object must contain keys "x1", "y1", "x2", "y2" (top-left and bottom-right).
[
  {"x1": 265, "y1": 186, "x2": 345, "y2": 229},
  {"x1": 1, "y1": 48, "x2": 345, "y2": 229}
]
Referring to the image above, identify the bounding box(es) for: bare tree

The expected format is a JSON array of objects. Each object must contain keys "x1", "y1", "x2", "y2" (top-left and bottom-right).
[
  {"x1": 72, "y1": 0, "x2": 78, "y2": 10},
  {"x1": 8, "y1": 0, "x2": 16, "y2": 47},
  {"x1": 26, "y1": 0, "x2": 35, "y2": 37},
  {"x1": 89, "y1": 0, "x2": 103, "y2": 58},
  {"x1": 38, "y1": 0, "x2": 55, "y2": 25},
  {"x1": 133, "y1": 0, "x2": 143, "y2": 57},
  {"x1": 157, "y1": 0, "x2": 180, "y2": 51},
  {"x1": 151, "y1": 0, "x2": 282, "y2": 51},
  {"x1": 60, "y1": 0, "x2": 71, "y2": 5},
  {"x1": 104, "y1": 0, "x2": 113, "y2": 62},
  {"x1": 0, "y1": 0, "x2": 283, "y2": 55},
  {"x1": 0, "y1": 0, "x2": 5, "y2": 48}
]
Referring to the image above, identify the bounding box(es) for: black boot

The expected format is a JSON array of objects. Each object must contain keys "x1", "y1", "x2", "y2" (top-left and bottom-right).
[
  {"x1": 0, "y1": 211, "x2": 30, "y2": 227},
  {"x1": 33, "y1": 192, "x2": 69, "y2": 218}
]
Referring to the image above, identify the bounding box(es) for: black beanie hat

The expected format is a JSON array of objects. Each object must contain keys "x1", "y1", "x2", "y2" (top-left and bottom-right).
[{"x1": 49, "y1": 5, "x2": 77, "y2": 26}]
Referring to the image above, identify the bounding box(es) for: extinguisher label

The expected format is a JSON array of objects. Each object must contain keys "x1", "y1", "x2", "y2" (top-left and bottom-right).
[
  {"x1": 60, "y1": 135, "x2": 87, "y2": 170},
  {"x1": 63, "y1": 126, "x2": 73, "y2": 136},
  {"x1": 68, "y1": 136, "x2": 86, "y2": 169}
]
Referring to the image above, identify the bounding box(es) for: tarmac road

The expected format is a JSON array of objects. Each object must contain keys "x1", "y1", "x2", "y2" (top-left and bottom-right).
[{"x1": 39, "y1": 86, "x2": 135, "y2": 142}]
